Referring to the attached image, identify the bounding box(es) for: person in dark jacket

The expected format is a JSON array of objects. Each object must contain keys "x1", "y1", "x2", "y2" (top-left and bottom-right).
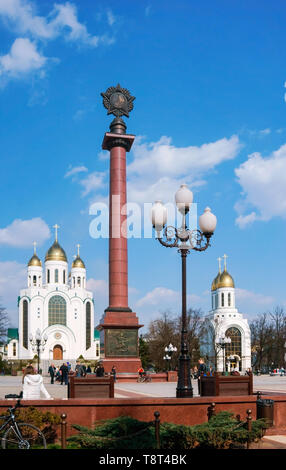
[
  {"x1": 48, "y1": 364, "x2": 56, "y2": 384},
  {"x1": 60, "y1": 363, "x2": 69, "y2": 385},
  {"x1": 111, "y1": 365, "x2": 117, "y2": 382},
  {"x1": 197, "y1": 358, "x2": 207, "y2": 395},
  {"x1": 96, "y1": 363, "x2": 105, "y2": 377}
]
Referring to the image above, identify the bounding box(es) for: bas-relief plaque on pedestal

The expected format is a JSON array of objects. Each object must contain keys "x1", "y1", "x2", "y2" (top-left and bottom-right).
[{"x1": 105, "y1": 329, "x2": 138, "y2": 357}]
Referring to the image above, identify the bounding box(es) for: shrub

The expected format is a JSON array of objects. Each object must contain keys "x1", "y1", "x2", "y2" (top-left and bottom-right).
[
  {"x1": 69, "y1": 416, "x2": 156, "y2": 449},
  {"x1": 68, "y1": 412, "x2": 268, "y2": 450}
]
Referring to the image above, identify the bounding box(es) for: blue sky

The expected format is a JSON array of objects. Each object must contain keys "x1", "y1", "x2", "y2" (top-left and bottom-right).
[{"x1": 1, "y1": 0, "x2": 286, "y2": 330}]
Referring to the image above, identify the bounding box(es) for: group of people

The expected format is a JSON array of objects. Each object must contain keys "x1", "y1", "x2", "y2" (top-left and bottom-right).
[{"x1": 47, "y1": 361, "x2": 117, "y2": 383}]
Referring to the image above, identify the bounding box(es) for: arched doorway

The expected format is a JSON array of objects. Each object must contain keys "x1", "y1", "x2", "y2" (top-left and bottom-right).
[
  {"x1": 225, "y1": 327, "x2": 242, "y2": 371},
  {"x1": 53, "y1": 344, "x2": 63, "y2": 360}
]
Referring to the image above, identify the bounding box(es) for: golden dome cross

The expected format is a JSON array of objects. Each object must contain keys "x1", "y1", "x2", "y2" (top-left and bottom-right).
[
  {"x1": 53, "y1": 224, "x2": 60, "y2": 242},
  {"x1": 33, "y1": 241, "x2": 37, "y2": 255},
  {"x1": 76, "y1": 244, "x2": 80, "y2": 257},
  {"x1": 223, "y1": 254, "x2": 228, "y2": 271},
  {"x1": 217, "y1": 256, "x2": 222, "y2": 273}
]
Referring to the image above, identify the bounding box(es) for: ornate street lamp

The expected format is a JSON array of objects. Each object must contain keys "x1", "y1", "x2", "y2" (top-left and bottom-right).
[
  {"x1": 164, "y1": 343, "x2": 177, "y2": 371},
  {"x1": 29, "y1": 329, "x2": 48, "y2": 373},
  {"x1": 163, "y1": 353, "x2": 171, "y2": 371},
  {"x1": 216, "y1": 336, "x2": 231, "y2": 374},
  {"x1": 151, "y1": 184, "x2": 217, "y2": 397}
]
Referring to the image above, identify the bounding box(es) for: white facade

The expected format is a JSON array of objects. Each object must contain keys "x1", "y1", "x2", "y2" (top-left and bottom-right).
[
  {"x1": 202, "y1": 257, "x2": 251, "y2": 373},
  {"x1": 8, "y1": 237, "x2": 100, "y2": 371}
]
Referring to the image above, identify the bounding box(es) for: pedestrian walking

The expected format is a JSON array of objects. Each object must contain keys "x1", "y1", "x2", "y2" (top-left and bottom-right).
[
  {"x1": 48, "y1": 363, "x2": 56, "y2": 384},
  {"x1": 60, "y1": 363, "x2": 69, "y2": 385},
  {"x1": 197, "y1": 358, "x2": 207, "y2": 395}
]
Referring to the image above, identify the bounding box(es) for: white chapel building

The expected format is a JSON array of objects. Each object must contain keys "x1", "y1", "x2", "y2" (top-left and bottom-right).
[
  {"x1": 7, "y1": 228, "x2": 100, "y2": 370},
  {"x1": 201, "y1": 255, "x2": 251, "y2": 373}
]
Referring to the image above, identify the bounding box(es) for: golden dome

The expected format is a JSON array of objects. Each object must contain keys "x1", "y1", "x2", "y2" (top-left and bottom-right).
[
  {"x1": 45, "y1": 241, "x2": 67, "y2": 262},
  {"x1": 28, "y1": 254, "x2": 42, "y2": 267},
  {"x1": 211, "y1": 272, "x2": 220, "y2": 291},
  {"x1": 217, "y1": 269, "x2": 235, "y2": 289},
  {"x1": 72, "y1": 255, "x2": 85, "y2": 269}
]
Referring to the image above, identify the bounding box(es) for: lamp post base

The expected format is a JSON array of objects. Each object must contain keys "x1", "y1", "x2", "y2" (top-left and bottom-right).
[{"x1": 176, "y1": 355, "x2": 193, "y2": 398}]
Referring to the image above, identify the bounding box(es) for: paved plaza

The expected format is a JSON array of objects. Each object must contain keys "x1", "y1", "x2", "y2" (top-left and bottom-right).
[
  {"x1": 1, "y1": 374, "x2": 286, "y2": 449},
  {"x1": 0, "y1": 374, "x2": 286, "y2": 400}
]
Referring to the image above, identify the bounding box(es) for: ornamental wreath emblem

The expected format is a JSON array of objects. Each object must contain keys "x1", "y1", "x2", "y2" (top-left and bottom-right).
[{"x1": 101, "y1": 84, "x2": 135, "y2": 118}]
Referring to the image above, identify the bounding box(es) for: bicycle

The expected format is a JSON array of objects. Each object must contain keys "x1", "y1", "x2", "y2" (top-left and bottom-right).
[
  {"x1": 0, "y1": 392, "x2": 47, "y2": 449},
  {"x1": 137, "y1": 373, "x2": 152, "y2": 383}
]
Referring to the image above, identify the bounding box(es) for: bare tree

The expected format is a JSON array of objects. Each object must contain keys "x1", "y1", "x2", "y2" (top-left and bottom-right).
[
  {"x1": 144, "y1": 309, "x2": 204, "y2": 371},
  {"x1": 200, "y1": 315, "x2": 225, "y2": 369},
  {"x1": 144, "y1": 311, "x2": 177, "y2": 371},
  {"x1": 0, "y1": 302, "x2": 8, "y2": 343},
  {"x1": 250, "y1": 312, "x2": 274, "y2": 370},
  {"x1": 269, "y1": 306, "x2": 286, "y2": 368}
]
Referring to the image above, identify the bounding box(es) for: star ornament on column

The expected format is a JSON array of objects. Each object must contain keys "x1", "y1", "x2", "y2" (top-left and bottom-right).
[{"x1": 101, "y1": 84, "x2": 135, "y2": 118}]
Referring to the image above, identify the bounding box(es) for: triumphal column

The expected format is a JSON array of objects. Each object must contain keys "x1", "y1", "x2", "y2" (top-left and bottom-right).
[{"x1": 98, "y1": 84, "x2": 142, "y2": 373}]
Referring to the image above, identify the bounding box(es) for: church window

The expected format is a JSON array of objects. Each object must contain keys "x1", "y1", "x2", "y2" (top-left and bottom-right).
[
  {"x1": 228, "y1": 293, "x2": 231, "y2": 307},
  {"x1": 77, "y1": 277, "x2": 81, "y2": 287},
  {"x1": 215, "y1": 295, "x2": 218, "y2": 309},
  {"x1": 55, "y1": 269, "x2": 59, "y2": 283},
  {"x1": 96, "y1": 342, "x2": 100, "y2": 356},
  {"x1": 221, "y1": 293, "x2": 224, "y2": 307},
  {"x1": 47, "y1": 270, "x2": 50, "y2": 283},
  {"x1": 86, "y1": 302, "x2": 91, "y2": 350},
  {"x1": 33, "y1": 275, "x2": 37, "y2": 286},
  {"x1": 73, "y1": 277, "x2": 75, "y2": 288},
  {"x1": 48, "y1": 295, "x2": 66, "y2": 326},
  {"x1": 23, "y1": 300, "x2": 28, "y2": 349},
  {"x1": 225, "y1": 327, "x2": 242, "y2": 370},
  {"x1": 63, "y1": 271, "x2": 66, "y2": 284},
  {"x1": 13, "y1": 342, "x2": 16, "y2": 356}
]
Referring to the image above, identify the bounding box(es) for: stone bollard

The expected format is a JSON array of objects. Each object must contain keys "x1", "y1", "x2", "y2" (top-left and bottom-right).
[
  {"x1": 61, "y1": 413, "x2": 67, "y2": 449},
  {"x1": 207, "y1": 402, "x2": 216, "y2": 421},
  {"x1": 246, "y1": 409, "x2": 252, "y2": 449},
  {"x1": 154, "y1": 411, "x2": 160, "y2": 449}
]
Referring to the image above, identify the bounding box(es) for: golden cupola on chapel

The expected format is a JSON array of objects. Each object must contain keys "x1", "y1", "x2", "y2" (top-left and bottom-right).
[
  {"x1": 45, "y1": 224, "x2": 67, "y2": 262},
  {"x1": 211, "y1": 254, "x2": 234, "y2": 291},
  {"x1": 28, "y1": 242, "x2": 42, "y2": 267},
  {"x1": 72, "y1": 244, "x2": 86, "y2": 269}
]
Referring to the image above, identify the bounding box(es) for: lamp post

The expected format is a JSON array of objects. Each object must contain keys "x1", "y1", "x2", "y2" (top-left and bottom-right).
[
  {"x1": 163, "y1": 354, "x2": 171, "y2": 371},
  {"x1": 216, "y1": 336, "x2": 231, "y2": 374},
  {"x1": 29, "y1": 329, "x2": 48, "y2": 373},
  {"x1": 164, "y1": 343, "x2": 177, "y2": 371},
  {"x1": 151, "y1": 184, "x2": 217, "y2": 398}
]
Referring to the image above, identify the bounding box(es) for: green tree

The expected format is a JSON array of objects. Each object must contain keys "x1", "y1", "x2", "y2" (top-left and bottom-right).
[{"x1": 139, "y1": 335, "x2": 151, "y2": 370}]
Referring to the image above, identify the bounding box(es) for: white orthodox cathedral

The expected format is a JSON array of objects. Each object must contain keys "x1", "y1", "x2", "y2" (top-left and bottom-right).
[
  {"x1": 6, "y1": 227, "x2": 100, "y2": 371},
  {"x1": 201, "y1": 255, "x2": 251, "y2": 373}
]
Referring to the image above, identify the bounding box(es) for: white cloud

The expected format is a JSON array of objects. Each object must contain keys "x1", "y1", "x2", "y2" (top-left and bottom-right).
[
  {"x1": 86, "y1": 278, "x2": 108, "y2": 297},
  {"x1": 126, "y1": 135, "x2": 240, "y2": 204},
  {"x1": 0, "y1": 0, "x2": 109, "y2": 45},
  {"x1": 235, "y1": 144, "x2": 286, "y2": 227},
  {"x1": 80, "y1": 171, "x2": 106, "y2": 197},
  {"x1": 67, "y1": 135, "x2": 240, "y2": 220},
  {"x1": 106, "y1": 9, "x2": 115, "y2": 26},
  {"x1": 0, "y1": 217, "x2": 50, "y2": 247},
  {"x1": 236, "y1": 288, "x2": 274, "y2": 306},
  {"x1": 0, "y1": 37, "x2": 47, "y2": 78},
  {"x1": 0, "y1": 261, "x2": 27, "y2": 325},
  {"x1": 136, "y1": 286, "x2": 200, "y2": 308},
  {"x1": 64, "y1": 165, "x2": 88, "y2": 179},
  {"x1": 259, "y1": 128, "x2": 271, "y2": 135},
  {"x1": 0, "y1": 0, "x2": 114, "y2": 83}
]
